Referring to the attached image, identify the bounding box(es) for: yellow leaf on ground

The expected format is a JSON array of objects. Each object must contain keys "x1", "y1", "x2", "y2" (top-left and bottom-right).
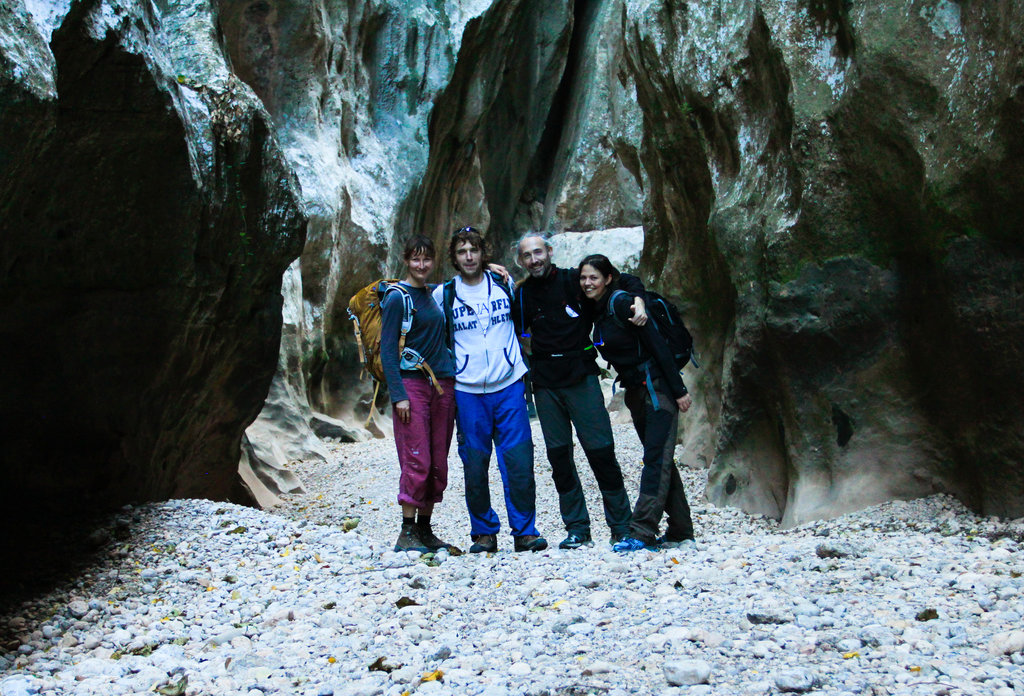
[
  {"x1": 843, "y1": 651, "x2": 859, "y2": 659},
  {"x1": 421, "y1": 669, "x2": 443, "y2": 682},
  {"x1": 551, "y1": 600, "x2": 567, "y2": 609}
]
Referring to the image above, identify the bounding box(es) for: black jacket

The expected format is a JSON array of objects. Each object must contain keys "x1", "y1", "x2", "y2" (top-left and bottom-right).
[
  {"x1": 587, "y1": 283, "x2": 688, "y2": 399},
  {"x1": 514, "y1": 266, "x2": 643, "y2": 389}
]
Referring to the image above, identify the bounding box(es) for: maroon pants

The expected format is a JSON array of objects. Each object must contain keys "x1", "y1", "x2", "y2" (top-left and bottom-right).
[{"x1": 393, "y1": 376, "x2": 456, "y2": 507}]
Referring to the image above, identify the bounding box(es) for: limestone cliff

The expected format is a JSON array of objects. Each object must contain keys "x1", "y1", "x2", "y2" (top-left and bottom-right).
[
  {"x1": 623, "y1": 0, "x2": 1024, "y2": 523},
  {"x1": 0, "y1": 0, "x2": 305, "y2": 516},
  {"x1": 4, "y1": 0, "x2": 1022, "y2": 530}
]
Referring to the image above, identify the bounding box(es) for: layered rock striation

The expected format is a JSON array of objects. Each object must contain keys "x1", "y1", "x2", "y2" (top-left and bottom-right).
[{"x1": 407, "y1": 0, "x2": 645, "y2": 256}]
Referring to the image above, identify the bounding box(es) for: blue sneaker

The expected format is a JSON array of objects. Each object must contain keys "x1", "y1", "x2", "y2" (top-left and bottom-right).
[{"x1": 612, "y1": 537, "x2": 649, "y2": 552}]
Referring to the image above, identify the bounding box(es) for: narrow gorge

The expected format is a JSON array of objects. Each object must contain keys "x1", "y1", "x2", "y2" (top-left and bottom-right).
[{"x1": 2, "y1": 0, "x2": 1023, "y2": 567}]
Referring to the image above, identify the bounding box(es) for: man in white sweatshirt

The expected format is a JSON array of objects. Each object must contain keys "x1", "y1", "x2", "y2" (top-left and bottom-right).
[{"x1": 434, "y1": 226, "x2": 547, "y2": 553}]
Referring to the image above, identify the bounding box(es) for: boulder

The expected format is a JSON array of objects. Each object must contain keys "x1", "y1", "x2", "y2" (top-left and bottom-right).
[{"x1": 549, "y1": 227, "x2": 644, "y2": 272}]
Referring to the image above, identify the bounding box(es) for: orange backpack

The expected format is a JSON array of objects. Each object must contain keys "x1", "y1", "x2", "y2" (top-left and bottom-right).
[{"x1": 347, "y1": 281, "x2": 443, "y2": 418}]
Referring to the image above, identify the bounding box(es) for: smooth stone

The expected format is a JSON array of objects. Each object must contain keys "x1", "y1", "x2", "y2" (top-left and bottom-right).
[
  {"x1": 68, "y1": 601, "x2": 89, "y2": 619},
  {"x1": 774, "y1": 669, "x2": 819, "y2": 693},
  {"x1": 663, "y1": 659, "x2": 711, "y2": 686},
  {"x1": 0, "y1": 675, "x2": 39, "y2": 696},
  {"x1": 836, "y1": 638, "x2": 863, "y2": 653},
  {"x1": 988, "y1": 631, "x2": 1024, "y2": 656}
]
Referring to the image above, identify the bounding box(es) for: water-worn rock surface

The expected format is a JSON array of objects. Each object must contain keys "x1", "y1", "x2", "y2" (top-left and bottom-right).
[
  {"x1": 622, "y1": 0, "x2": 1024, "y2": 523},
  {"x1": 0, "y1": 0, "x2": 305, "y2": 517},
  {"x1": 2, "y1": 423, "x2": 1022, "y2": 696},
  {"x1": 4, "y1": 0, "x2": 1024, "y2": 603}
]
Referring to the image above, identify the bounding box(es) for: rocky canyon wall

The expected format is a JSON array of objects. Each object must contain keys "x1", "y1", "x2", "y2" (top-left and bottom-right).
[
  {"x1": 0, "y1": 0, "x2": 305, "y2": 517},
  {"x1": 407, "y1": 0, "x2": 645, "y2": 259},
  {"x1": 3, "y1": 0, "x2": 1022, "y2": 531},
  {"x1": 623, "y1": 0, "x2": 1024, "y2": 524}
]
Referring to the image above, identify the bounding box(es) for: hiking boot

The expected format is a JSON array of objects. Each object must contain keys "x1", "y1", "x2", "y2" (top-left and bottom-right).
[
  {"x1": 558, "y1": 533, "x2": 593, "y2": 550},
  {"x1": 394, "y1": 522, "x2": 429, "y2": 553},
  {"x1": 418, "y1": 524, "x2": 452, "y2": 552},
  {"x1": 469, "y1": 534, "x2": 498, "y2": 554},
  {"x1": 655, "y1": 535, "x2": 696, "y2": 550},
  {"x1": 612, "y1": 537, "x2": 651, "y2": 552},
  {"x1": 514, "y1": 535, "x2": 548, "y2": 553}
]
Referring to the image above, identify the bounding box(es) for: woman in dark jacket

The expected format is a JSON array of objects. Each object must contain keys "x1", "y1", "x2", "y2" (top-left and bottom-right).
[{"x1": 579, "y1": 254, "x2": 696, "y2": 552}]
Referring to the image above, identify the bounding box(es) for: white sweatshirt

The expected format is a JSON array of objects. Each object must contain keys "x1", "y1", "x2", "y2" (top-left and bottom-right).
[{"x1": 432, "y1": 274, "x2": 528, "y2": 394}]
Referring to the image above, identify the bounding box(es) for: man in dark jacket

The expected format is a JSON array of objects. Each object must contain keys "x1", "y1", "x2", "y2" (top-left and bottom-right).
[{"x1": 513, "y1": 232, "x2": 645, "y2": 549}]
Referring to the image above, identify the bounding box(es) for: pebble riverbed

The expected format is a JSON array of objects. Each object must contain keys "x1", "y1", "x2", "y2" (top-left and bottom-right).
[{"x1": 1, "y1": 420, "x2": 1023, "y2": 696}]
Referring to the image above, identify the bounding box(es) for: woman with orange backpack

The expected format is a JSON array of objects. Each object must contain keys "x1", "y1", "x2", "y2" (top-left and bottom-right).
[{"x1": 379, "y1": 235, "x2": 457, "y2": 553}]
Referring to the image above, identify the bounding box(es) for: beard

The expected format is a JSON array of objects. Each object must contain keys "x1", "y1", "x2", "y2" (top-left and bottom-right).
[{"x1": 458, "y1": 262, "x2": 482, "y2": 280}]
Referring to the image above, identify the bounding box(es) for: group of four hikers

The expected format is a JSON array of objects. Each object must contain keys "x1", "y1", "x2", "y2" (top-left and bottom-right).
[{"x1": 377, "y1": 226, "x2": 695, "y2": 555}]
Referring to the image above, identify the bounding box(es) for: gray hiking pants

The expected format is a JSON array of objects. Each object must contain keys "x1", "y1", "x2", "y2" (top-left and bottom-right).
[
  {"x1": 534, "y1": 374, "x2": 632, "y2": 539},
  {"x1": 623, "y1": 384, "x2": 694, "y2": 544}
]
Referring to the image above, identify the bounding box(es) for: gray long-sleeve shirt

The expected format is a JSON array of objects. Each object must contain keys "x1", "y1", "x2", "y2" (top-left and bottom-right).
[{"x1": 380, "y1": 283, "x2": 455, "y2": 403}]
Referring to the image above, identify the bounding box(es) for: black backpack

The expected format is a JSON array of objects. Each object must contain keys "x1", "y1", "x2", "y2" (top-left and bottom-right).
[{"x1": 608, "y1": 289, "x2": 698, "y2": 370}]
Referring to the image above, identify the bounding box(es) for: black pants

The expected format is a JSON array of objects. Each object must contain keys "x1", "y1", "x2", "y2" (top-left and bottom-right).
[
  {"x1": 534, "y1": 375, "x2": 632, "y2": 539},
  {"x1": 623, "y1": 384, "x2": 694, "y2": 544}
]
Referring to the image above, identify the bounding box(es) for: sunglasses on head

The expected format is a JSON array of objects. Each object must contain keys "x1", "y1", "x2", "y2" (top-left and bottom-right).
[{"x1": 453, "y1": 226, "x2": 479, "y2": 236}]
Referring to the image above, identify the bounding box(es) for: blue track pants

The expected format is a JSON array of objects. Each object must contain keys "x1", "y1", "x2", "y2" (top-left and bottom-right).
[{"x1": 454, "y1": 380, "x2": 540, "y2": 538}]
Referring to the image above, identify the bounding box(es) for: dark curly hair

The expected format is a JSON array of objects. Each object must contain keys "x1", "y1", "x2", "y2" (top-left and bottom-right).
[{"x1": 448, "y1": 226, "x2": 490, "y2": 269}]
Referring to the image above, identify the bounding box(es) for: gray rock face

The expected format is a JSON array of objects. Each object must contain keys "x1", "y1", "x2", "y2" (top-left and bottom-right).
[
  {"x1": 622, "y1": 0, "x2": 1024, "y2": 522},
  {"x1": 0, "y1": 0, "x2": 305, "y2": 515},
  {"x1": 663, "y1": 659, "x2": 712, "y2": 686},
  {"x1": 548, "y1": 227, "x2": 644, "y2": 273},
  {"x1": 4, "y1": 0, "x2": 1023, "y2": 530},
  {"x1": 217, "y1": 0, "x2": 472, "y2": 423},
  {"x1": 407, "y1": 0, "x2": 644, "y2": 260}
]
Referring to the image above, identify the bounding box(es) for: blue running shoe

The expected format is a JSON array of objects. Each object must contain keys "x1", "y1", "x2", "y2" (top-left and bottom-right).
[{"x1": 612, "y1": 537, "x2": 649, "y2": 552}]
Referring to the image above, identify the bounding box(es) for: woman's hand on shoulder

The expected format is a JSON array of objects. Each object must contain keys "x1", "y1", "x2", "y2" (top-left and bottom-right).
[{"x1": 629, "y1": 295, "x2": 648, "y2": 326}]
